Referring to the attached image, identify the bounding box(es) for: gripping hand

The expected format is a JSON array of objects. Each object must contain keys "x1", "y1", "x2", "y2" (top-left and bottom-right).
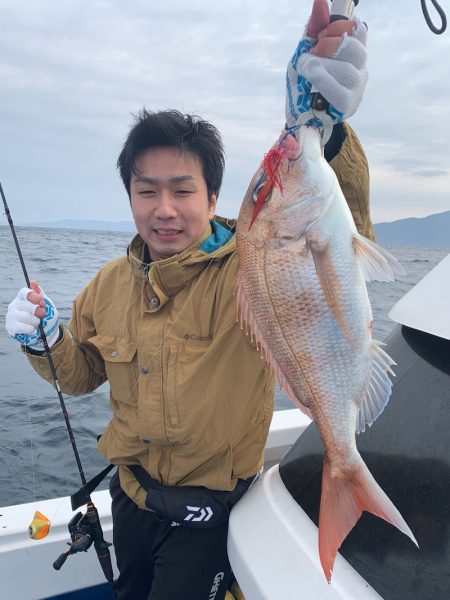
[
  {"x1": 5, "y1": 282, "x2": 60, "y2": 351},
  {"x1": 285, "y1": 0, "x2": 368, "y2": 130}
]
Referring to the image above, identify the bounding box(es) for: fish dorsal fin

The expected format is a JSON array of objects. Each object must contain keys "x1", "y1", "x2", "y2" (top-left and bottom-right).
[
  {"x1": 356, "y1": 340, "x2": 396, "y2": 434},
  {"x1": 235, "y1": 273, "x2": 313, "y2": 420},
  {"x1": 353, "y1": 233, "x2": 405, "y2": 281}
]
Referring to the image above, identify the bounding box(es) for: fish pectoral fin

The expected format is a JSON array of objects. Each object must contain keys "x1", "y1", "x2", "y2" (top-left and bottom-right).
[
  {"x1": 356, "y1": 340, "x2": 396, "y2": 434},
  {"x1": 310, "y1": 242, "x2": 354, "y2": 344},
  {"x1": 353, "y1": 233, "x2": 405, "y2": 281}
]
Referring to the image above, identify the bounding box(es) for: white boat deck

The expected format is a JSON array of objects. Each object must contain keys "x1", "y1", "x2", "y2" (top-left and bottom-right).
[{"x1": 0, "y1": 409, "x2": 310, "y2": 600}]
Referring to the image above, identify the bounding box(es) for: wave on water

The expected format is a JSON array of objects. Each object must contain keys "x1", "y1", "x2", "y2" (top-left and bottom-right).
[{"x1": 0, "y1": 227, "x2": 448, "y2": 506}]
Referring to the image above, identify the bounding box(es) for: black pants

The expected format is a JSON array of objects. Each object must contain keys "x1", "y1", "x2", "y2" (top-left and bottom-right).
[{"x1": 110, "y1": 473, "x2": 233, "y2": 600}]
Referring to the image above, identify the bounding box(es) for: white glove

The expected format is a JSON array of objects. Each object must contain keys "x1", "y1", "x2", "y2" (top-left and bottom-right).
[
  {"x1": 286, "y1": 17, "x2": 368, "y2": 129},
  {"x1": 5, "y1": 286, "x2": 60, "y2": 350}
]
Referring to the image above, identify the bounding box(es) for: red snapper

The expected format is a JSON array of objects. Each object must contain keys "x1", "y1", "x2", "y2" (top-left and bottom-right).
[{"x1": 236, "y1": 126, "x2": 418, "y2": 581}]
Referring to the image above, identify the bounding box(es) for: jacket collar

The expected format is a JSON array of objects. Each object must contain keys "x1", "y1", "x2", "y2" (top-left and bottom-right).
[{"x1": 127, "y1": 218, "x2": 236, "y2": 302}]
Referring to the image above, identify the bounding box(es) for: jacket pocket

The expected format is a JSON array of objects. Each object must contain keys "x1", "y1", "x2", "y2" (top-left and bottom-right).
[
  {"x1": 89, "y1": 334, "x2": 138, "y2": 405},
  {"x1": 163, "y1": 339, "x2": 213, "y2": 430}
]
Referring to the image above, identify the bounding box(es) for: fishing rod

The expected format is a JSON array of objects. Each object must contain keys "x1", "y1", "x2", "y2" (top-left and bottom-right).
[{"x1": 0, "y1": 180, "x2": 114, "y2": 586}]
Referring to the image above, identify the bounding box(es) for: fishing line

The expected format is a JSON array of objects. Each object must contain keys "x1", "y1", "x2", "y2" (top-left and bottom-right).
[
  {"x1": 1, "y1": 181, "x2": 114, "y2": 585},
  {"x1": 3, "y1": 239, "x2": 78, "y2": 517},
  {"x1": 1, "y1": 231, "x2": 40, "y2": 503},
  {"x1": 25, "y1": 392, "x2": 76, "y2": 524},
  {"x1": 26, "y1": 396, "x2": 38, "y2": 503},
  {"x1": 48, "y1": 497, "x2": 71, "y2": 524},
  {"x1": 1, "y1": 181, "x2": 88, "y2": 491},
  {"x1": 421, "y1": 0, "x2": 447, "y2": 33}
]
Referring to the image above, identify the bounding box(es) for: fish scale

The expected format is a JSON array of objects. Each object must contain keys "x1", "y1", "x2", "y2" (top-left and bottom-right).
[{"x1": 236, "y1": 125, "x2": 418, "y2": 581}]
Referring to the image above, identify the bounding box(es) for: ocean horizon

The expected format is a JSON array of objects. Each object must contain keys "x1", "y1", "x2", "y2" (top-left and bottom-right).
[{"x1": 0, "y1": 226, "x2": 448, "y2": 507}]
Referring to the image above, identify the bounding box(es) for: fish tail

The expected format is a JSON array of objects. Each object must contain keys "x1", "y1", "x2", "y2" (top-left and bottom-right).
[{"x1": 318, "y1": 454, "x2": 418, "y2": 582}]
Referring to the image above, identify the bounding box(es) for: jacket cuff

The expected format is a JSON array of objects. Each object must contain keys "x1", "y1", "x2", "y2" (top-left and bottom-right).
[
  {"x1": 22, "y1": 324, "x2": 66, "y2": 357},
  {"x1": 324, "y1": 123, "x2": 346, "y2": 163}
]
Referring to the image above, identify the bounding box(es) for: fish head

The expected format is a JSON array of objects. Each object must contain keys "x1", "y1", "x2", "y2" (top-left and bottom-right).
[{"x1": 237, "y1": 126, "x2": 333, "y2": 245}]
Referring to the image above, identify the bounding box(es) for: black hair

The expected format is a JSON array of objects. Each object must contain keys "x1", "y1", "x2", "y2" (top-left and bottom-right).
[{"x1": 117, "y1": 109, "x2": 225, "y2": 199}]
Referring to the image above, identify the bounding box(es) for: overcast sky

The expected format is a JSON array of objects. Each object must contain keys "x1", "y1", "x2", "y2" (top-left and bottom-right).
[{"x1": 1, "y1": 0, "x2": 449, "y2": 225}]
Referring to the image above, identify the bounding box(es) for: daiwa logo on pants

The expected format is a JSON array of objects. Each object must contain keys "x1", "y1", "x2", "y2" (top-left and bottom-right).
[
  {"x1": 209, "y1": 572, "x2": 224, "y2": 599},
  {"x1": 184, "y1": 505, "x2": 213, "y2": 522}
]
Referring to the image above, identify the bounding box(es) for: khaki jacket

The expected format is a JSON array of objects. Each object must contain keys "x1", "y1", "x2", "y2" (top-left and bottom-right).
[{"x1": 25, "y1": 123, "x2": 373, "y2": 509}]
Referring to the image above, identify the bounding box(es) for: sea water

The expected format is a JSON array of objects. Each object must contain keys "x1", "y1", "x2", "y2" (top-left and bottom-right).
[{"x1": 0, "y1": 226, "x2": 448, "y2": 506}]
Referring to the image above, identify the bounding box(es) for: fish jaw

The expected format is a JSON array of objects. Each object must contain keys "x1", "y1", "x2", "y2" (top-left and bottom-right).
[{"x1": 237, "y1": 126, "x2": 336, "y2": 244}]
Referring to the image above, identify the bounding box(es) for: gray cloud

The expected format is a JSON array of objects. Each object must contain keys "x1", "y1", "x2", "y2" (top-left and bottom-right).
[
  {"x1": 375, "y1": 157, "x2": 448, "y2": 178},
  {"x1": 415, "y1": 169, "x2": 448, "y2": 178},
  {"x1": 1, "y1": 0, "x2": 449, "y2": 224}
]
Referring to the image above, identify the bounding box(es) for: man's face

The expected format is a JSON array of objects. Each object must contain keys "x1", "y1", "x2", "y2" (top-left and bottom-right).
[{"x1": 130, "y1": 147, "x2": 217, "y2": 262}]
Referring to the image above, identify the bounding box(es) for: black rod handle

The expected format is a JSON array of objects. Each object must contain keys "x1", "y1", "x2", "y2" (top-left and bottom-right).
[{"x1": 53, "y1": 551, "x2": 70, "y2": 571}]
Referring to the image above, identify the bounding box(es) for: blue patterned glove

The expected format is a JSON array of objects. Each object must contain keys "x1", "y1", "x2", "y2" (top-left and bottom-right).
[
  {"x1": 285, "y1": 17, "x2": 368, "y2": 130},
  {"x1": 5, "y1": 286, "x2": 61, "y2": 350}
]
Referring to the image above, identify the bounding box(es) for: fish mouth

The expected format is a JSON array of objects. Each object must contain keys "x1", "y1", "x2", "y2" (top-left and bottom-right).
[
  {"x1": 281, "y1": 132, "x2": 300, "y2": 158},
  {"x1": 249, "y1": 133, "x2": 301, "y2": 229}
]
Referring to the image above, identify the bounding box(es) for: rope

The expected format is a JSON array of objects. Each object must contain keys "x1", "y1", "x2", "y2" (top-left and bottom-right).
[{"x1": 421, "y1": 0, "x2": 447, "y2": 34}]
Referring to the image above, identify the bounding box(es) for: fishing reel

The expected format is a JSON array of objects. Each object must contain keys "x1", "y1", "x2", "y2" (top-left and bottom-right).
[
  {"x1": 53, "y1": 511, "x2": 93, "y2": 567},
  {"x1": 53, "y1": 502, "x2": 114, "y2": 583}
]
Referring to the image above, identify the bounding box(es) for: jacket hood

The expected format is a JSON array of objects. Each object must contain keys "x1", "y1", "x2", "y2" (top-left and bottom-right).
[{"x1": 127, "y1": 217, "x2": 237, "y2": 305}]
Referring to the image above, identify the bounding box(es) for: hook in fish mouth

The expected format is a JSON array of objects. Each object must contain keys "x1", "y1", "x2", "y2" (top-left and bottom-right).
[{"x1": 249, "y1": 133, "x2": 301, "y2": 230}]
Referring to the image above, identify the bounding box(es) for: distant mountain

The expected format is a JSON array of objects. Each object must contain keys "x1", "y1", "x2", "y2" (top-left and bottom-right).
[
  {"x1": 21, "y1": 219, "x2": 136, "y2": 232},
  {"x1": 374, "y1": 211, "x2": 450, "y2": 246},
  {"x1": 17, "y1": 211, "x2": 450, "y2": 246}
]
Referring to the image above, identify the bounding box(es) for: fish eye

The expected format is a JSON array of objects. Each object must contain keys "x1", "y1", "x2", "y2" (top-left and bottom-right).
[{"x1": 252, "y1": 173, "x2": 266, "y2": 203}]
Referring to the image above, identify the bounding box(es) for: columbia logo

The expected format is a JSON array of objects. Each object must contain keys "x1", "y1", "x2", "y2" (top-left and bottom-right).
[
  {"x1": 184, "y1": 334, "x2": 213, "y2": 342},
  {"x1": 184, "y1": 505, "x2": 213, "y2": 522}
]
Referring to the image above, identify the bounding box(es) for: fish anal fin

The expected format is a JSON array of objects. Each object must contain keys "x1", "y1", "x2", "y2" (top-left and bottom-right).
[
  {"x1": 235, "y1": 274, "x2": 312, "y2": 420},
  {"x1": 319, "y1": 455, "x2": 418, "y2": 582},
  {"x1": 353, "y1": 233, "x2": 405, "y2": 282},
  {"x1": 356, "y1": 340, "x2": 396, "y2": 434},
  {"x1": 310, "y1": 242, "x2": 355, "y2": 344}
]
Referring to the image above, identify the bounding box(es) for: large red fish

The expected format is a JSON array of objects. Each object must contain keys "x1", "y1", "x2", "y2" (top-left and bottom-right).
[{"x1": 236, "y1": 126, "x2": 418, "y2": 581}]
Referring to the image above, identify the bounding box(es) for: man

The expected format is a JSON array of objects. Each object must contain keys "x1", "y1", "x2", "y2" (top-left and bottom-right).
[{"x1": 5, "y1": 1, "x2": 371, "y2": 598}]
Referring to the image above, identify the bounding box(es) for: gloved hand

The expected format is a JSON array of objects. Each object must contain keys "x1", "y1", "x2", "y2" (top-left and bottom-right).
[
  {"x1": 286, "y1": 0, "x2": 368, "y2": 130},
  {"x1": 5, "y1": 281, "x2": 61, "y2": 350}
]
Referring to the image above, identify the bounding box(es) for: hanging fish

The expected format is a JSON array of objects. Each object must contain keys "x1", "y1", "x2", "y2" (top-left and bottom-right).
[
  {"x1": 28, "y1": 510, "x2": 51, "y2": 540},
  {"x1": 236, "y1": 126, "x2": 418, "y2": 581}
]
